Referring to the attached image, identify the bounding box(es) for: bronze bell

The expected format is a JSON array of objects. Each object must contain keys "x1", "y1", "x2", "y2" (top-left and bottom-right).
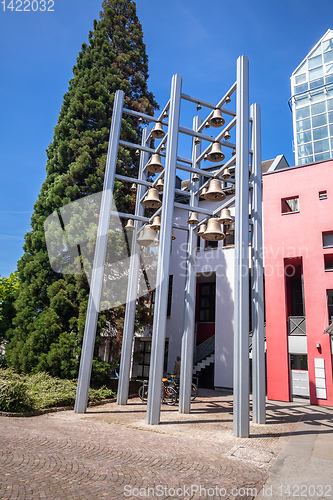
[
  {"x1": 150, "y1": 215, "x2": 161, "y2": 231},
  {"x1": 192, "y1": 172, "x2": 199, "y2": 182},
  {"x1": 205, "y1": 179, "x2": 226, "y2": 202},
  {"x1": 218, "y1": 208, "x2": 233, "y2": 225},
  {"x1": 197, "y1": 223, "x2": 207, "y2": 238},
  {"x1": 125, "y1": 218, "x2": 135, "y2": 231},
  {"x1": 147, "y1": 153, "x2": 164, "y2": 173},
  {"x1": 155, "y1": 178, "x2": 164, "y2": 191},
  {"x1": 194, "y1": 136, "x2": 200, "y2": 145},
  {"x1": 200, "y1": 187, "x2": 208, "y2": 199},
  {"x1": 207, "y1": 142, "x2": 225, "y2": 162},
  {"x1": 208, "y1": 109, "x2": 225, "y2": 128},
  {"x1": 187, "y1": 212, "x2": 199, "y2": 225},
  {"x1": 135, "y1": 149, "x2": 140, "y2": 156},
  {"x1": 227, "y1": 222, "x2": 235, "y2": 235},
  {"x1": 130, "y1": 183, "x2": 137, "y2": 192},
  {"x1": 160, "y1": 143, "x2": 166, "y2": 151},
  {"x1": 196, "y1": 103, "x2": 202, "y2": 110},
  {"x1": 137, "y1": 225, "x2": 159, "y2": 247},
  {"x1": 225, "y1": 95, "x2": 231, "y2": 104},
  {"x1": 224, "y1": 130, "x2": 231, "y2": 140},
  {"x1": 232, "y1": 148, "x2": 236, "y2": 156},
  {"x1": 204, "y1": 217, "x2": 225, "y2": 241},
  {"x1": 172, "y1": 229, "x2": 176, "y2": 241},
  {"x1": 221, "y1": 167, "x2": 231, "y2": 180},
  {"x1": 151, "y1": 122, "x2": 165, "y2": 139},
  {"x1": 142, "y1": 188, "x2": 162, "y2": 208}
]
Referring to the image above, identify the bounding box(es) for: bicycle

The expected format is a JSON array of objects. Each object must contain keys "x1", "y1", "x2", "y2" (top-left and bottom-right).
[
  {"x1": 167, "y1": 374, "x2": 198, "y2": 401},
  {"x1": 138, "y1": 379, "x2": 177, "y2": 405}
]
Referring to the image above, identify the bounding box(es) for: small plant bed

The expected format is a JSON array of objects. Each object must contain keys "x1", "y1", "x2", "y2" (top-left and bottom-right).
[{"x1": 0, "y1": 369, "x2": 116, "y2": 415}]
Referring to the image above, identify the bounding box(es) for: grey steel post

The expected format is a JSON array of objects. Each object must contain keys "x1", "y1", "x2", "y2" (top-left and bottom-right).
[
  {"x1": 117, "y1": 127, "x2": 151, "y2": 405},
  {"x1": 179, "y1": 115, "x2": 202, "y2": 414},
  {"x1": 74, "y1": 90, "x2": 125, "y2": 413},
  {"x1": 146, "y1": 74, "x2": 182, "y2": 425},
  {"x1": 250, "y1": 103, "x2": 265, "y2": 424},
  {"x1": 233, "y1": 56, "x2": 250, "y2": 437}
]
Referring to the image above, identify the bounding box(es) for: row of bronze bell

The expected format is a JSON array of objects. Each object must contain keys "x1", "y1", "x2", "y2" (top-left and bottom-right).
[
  {"x1": 124, "y1": 220, "x2": 159, "y2": 247},
  {"x1": 125, "y1": 215, "x2": 176, "y2": 247},
  {"x1": 187, "y1": 208, "x2": 233, "y2": 226},
  {"x1": 200, "y1": 178, "x2": 226, "y2": 201},
  {"x1": 206, "y1": 141, "x2": 225, "y2": 162},
  {"x1": 207, "y1": 109, "x2": 225, "y2": 128},
  {"x1": 197, "y1": 217, "x2": 235, "y2": 241}
]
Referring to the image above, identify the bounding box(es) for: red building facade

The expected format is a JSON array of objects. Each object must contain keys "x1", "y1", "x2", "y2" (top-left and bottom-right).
[{"x1": 263, "y1": 160, "x2": 333, "y2": 406}]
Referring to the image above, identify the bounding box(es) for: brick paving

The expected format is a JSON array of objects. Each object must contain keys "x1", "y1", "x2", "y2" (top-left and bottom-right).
[{"x1": 0, "y1": 390, "x2": 307, "y2": 500}]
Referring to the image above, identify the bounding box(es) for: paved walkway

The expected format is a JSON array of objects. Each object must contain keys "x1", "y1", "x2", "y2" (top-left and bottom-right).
[{"x1": 0, "y1": 390, "x2": 332, "y2": 499}]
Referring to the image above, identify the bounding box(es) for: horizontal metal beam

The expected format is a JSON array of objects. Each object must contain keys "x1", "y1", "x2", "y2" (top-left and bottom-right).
[
  {"x1": 173, "y1": 202, "x2": 212, "y2": 216},
  {"x1": 176, "y1": 163, "x2": 215, "y2": 178},
  {"x1": 178, "y1": 125, "x2": 218, "y2": 143},
  {"x1": 123, "y1": 108, "x2": 168, "y2": 126},
  {"x1": 112, "y1": 210, "x2": 149, "y2": 223},
  {"x1": 182, "y1": 82, "x2": 237, "y2": 119},
  {"x1": 119, "y1": 140, "x2": 157, "y2": 155},
  {"x1": 115, "y1": 174, "x2": 152, "y2": 188}
]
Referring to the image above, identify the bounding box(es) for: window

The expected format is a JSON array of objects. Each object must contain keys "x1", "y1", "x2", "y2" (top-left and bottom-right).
[
  {"x1": 204, "y1": 239, "x2": 218, "y2": 250},
  {"x1": 198, "y1": 283, "x2": 215, "y2": 323},
  {"x1": 295, "y1": 73, "x2": 307, "y2": 84},
  {"x1": 281, "y1": 197, "x2": 299, "y2": 214},
  {"x1": 296, "y1": 106, "x2": 310, "y2": 120},
  {"x1": 296, "y1": 118, "x2": 311, "y2": 132},
  {"x1": 290, "y1": 354, "x2": 308, "y2": 370},
  {"x1": 312, "y1": 113, "x2": 327, "y2": 128},
  {"x1": 310, "y1": 77, "x2": 324, "y2": 89},
  {"x1": 308, "y1": 55, "x2": 322, "y2": 69},
  {"x1": 314, "y1": 138, "x2": 330, "y2": 154},
  {"x1": 136, "y1": 340, "x2": 151, "y2": 378},
  {"x1": 319, "y1": 190, "x2": 327, "y2": 200},
  {"x1": 224, "y1": 226, "x2": 235, "y2": 246},
  {"x1": 323, "y1": 232, "x2": 333, "y2": 248},
  {"x1": 324, "y1": 254, "x2": 333, "y2": 271},
  {"x1": 298, "y1": 143, "x2": 313, "y2": 157},
  {"x1": 315, "y1": 152, "x2": 331, "y2": 162},
  {"x1": 297, "y1": 130, "x2": 312, "y2": 143},
  {"x1": 327, "y1": 290, "x2": 333, "y2": 324},
  {"x1": 313, "y1": 126, "x2": 328, "y2": 141},
  {"x1": 167, "y1": 275, "x2": 173, "y2": 317}
]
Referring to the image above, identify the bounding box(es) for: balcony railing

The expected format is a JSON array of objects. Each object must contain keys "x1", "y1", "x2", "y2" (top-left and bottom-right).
[{"x1": 288, "y1": 316, "x2": 306, "y2": 336}]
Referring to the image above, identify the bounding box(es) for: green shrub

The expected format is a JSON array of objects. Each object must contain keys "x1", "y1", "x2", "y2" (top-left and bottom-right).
[
  {"x1": 0, "y1": 368, "x2": 116, "y2": 412},
  {"x1": 0, "y1": 379, "x2": 33, "y2": 412}
]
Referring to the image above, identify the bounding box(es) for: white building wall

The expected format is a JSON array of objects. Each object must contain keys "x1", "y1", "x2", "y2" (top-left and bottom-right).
[{"x1": 167, "y1": 196, "x2": 246, "y2": 388}]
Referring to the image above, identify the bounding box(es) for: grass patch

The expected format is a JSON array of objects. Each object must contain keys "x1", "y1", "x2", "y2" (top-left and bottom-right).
[{"x1": 0, "y1": 368, "x2": 116, "y2": 413}]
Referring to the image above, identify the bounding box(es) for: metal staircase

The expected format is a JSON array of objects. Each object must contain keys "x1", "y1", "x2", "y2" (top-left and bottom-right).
[{"x1": 193, "y1": 336, "x2": 215, "y2": 375}]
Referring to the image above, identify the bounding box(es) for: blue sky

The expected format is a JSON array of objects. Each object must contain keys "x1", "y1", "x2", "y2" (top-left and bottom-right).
[{"x1": 0, "y1": 0, "x2": 332, "y2": 277}]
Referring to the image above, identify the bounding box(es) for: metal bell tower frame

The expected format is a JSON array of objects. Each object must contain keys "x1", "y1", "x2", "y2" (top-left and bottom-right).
[{"x1": 74, "y1": 55, "x2": 265, "y2": 438}]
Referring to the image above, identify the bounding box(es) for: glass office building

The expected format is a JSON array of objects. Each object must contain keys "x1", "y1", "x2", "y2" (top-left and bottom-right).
[{"x1": 291, "y1": 30, "x2": 333, "y2": 166}]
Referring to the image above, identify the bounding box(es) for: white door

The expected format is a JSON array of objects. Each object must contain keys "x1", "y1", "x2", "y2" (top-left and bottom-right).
[{"x1": 291, "y1": 370, "x2": 309, "y2": 397}]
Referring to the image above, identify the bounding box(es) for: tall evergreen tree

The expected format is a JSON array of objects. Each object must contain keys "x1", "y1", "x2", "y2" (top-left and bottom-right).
[{"x1": 5, "y1": 0, "x2": 157, "y2": 379}]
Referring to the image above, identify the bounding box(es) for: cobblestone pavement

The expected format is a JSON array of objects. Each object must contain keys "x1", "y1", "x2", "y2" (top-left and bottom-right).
[{"x1": 0, "y1": 390, "x2": 312, "y2": 500}]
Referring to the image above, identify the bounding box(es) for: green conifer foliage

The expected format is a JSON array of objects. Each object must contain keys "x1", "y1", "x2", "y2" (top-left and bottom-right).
[{"x1": 5, "y1": 0, "x2": 157, "y2": 379}]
